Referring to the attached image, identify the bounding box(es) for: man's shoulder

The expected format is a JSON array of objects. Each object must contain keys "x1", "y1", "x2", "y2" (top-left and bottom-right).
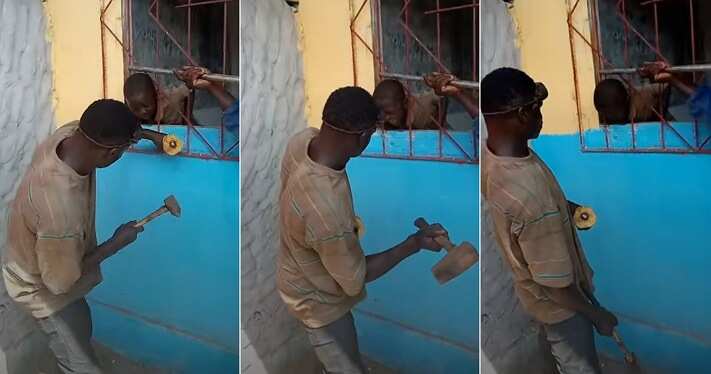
[{"x1": 483, "y1": 159, "x2": 549, "y2": 221}]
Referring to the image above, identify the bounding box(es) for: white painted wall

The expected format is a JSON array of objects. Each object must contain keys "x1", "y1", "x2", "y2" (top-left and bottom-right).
[
  {"x1": 0, "y1": 1, "x2": 61, "y2": 373},
  {"x1": 480, "y1": 1, "x2": 551, "y2": 373},
  {"x1": 240, "y1": 0, "x2": 319, "y2": 373}
]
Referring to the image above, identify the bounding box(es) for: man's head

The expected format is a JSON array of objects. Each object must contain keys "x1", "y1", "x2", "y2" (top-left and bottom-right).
[
  {"x1": 78, "y1": 99, "x2": 141, "y2": 168},
  {"x1": 481, "y1": 67, "x2": 547, "y2": 140},
  {"x1": 594, "y1": 78, "x2": 630, "y2": 125},
  {"x1": 124, "y1": 73, "x2": 158, "y2": 122},
  {"x1": 373, "y1": 79, "x2": 407, "y2": 128},
  {"x1": 321, "y1": 86, "x2": 379, "y2": 157}
]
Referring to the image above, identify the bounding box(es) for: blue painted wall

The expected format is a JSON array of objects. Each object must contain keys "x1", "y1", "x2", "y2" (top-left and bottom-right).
[
  {"x1": 92, "y1": 126, "x2": 238, "y2": 373},
  {"x1": 348, "y1": 137, "x2": 479, "y2": 374},
  {"x1": 532, "y1": 130, "x2": 711, "y2": 373}
]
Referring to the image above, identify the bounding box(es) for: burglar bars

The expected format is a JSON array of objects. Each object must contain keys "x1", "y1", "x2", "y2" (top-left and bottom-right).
[
  {"x1": 100, "y1": 0, "x2": 239, "y2": 161},
  {"x1": 567, "y1": 0, "x2": 711, "y2": 154},
  {"x1": 350, "y1": 0, "x2": 479, "y2": 164}
]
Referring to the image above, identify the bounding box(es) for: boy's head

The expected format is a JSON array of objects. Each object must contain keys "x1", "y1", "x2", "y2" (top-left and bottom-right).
[
  {"x1": 124, "y1": 73, "x2": 158, "y2": 122},
  {"x1": 481, "y1": 67, "x2": 547, "y2": 140},
  {"x1": 373, "y1": 79, "x2": 407, "y2": 128},
  {"x1": 321, "y1": 86, "x2": 379, "y2": 157},
  {"x1": 79, "y1": 99, "x2": 141, "y2": 168},
  {"x1": 594, "y1": 78, "x2": 630, "y2": 125}
]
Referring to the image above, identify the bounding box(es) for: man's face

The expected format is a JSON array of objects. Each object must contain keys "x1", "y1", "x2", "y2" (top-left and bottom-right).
[
  {"x1": 374, "y1": 93, "x2": 406, "y2": 128},
  {"x1": 126, "y1": 91, "x2": 157, "y2": 123},
  {"x1": 516, "y1": 100, "x2": 544, "y2": 140}
]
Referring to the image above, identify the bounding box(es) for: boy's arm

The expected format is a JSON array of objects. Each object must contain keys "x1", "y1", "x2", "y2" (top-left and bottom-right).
[
  {"x1": 639, "y1": 61, "x2": 696, "y2": 96},
  {"x1": 423, "y1": 72, "x2": 478, "y2": 118},
  {"x1": 175, "y1": 66, "x2": 236, "y2": 111}
]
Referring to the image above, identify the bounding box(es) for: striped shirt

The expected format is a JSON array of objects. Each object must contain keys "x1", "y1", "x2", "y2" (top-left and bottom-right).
[
  {"x1": 277, "y1": 128, "x2": 366, "y2": 328},
  {"x1": 482, "y1": 146, "x2": 594, "y2": 325},
  {"x1": 3, "y1": 122, "x2": 102, "y2": 318}
]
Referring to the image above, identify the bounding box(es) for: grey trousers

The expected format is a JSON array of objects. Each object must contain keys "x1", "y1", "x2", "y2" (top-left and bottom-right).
[
  {"x1": 304, "y1": 312, "x2": 367, "y2": 374},
  {"x1": 37, "y1": 298, "x2": 103, "y2": 374},
  {"x1": 544, "y1": 314, "x2": 602, "y2": 374}
]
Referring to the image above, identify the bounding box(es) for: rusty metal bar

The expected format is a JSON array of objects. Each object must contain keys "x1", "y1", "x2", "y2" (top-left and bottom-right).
[
  {"x1": 381, "y1": 72, "x2": 478, "y2": 88},
  {"x1": 129, "y1": 65, "x2": 240, "y2": 82},
  {"x1": 601, "y1": 64, "x2": 711, "y2": 74},
  {"x1": 424, "y1": 3, "x2": 476, "y2": 15}
]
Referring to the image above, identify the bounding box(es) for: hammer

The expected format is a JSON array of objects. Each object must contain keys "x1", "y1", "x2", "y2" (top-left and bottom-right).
[
  {"x1": 414, "y1": 218, "x2": 478, "y2": 284},
  {"x1": 583, "y1": 289, "x2": 641, "y2": 370},
  {"x1": 134, "y1": 195, "x2": 181, "y2": 227}
]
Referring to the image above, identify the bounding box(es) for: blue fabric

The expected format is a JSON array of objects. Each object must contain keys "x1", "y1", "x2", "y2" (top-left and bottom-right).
[
  {"x1": 224, "y1": 100, "x2": 239, "y2": 136},
  {"x1": 688, "y1": 85, "x2": 711, "y2": 124}
]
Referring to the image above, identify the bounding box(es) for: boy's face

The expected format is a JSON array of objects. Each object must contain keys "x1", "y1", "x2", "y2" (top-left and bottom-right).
[
  {"x1": 596, "y1": 102, "x2": 630, "y2": 125},
  {"x1": 126, "y1": 90, "x2": 158, "y2": 123},
  {"x1": 374, "y1": 92, "x2": 406, "y2": 128}
]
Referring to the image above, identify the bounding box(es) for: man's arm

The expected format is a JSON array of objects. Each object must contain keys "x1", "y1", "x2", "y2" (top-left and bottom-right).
[
  {"x1": 365, "y1": 225, "x2": 446, "y2": 283},
  {"x1": 543, "y1": 286, "x2": 618, "y2": 336},
  {"x1": 639, "y1": 61, "x2": 696, "y2": 96},
  {"x1": 175, "y1": 66, "x2": 236, "y2": 111},
  {"x1": 424, "y1": 73, "x2": 478, "y2": 118},
  {"x1": 82, "y1": 221, "x2": 143, "y2": 273}
]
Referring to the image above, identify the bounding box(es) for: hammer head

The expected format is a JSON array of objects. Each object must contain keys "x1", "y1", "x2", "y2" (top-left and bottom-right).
[
  {"x1": 432, "y1": 241, "x2": 478, "y2": 284},
  {"x1": 164, "y1": 195, "x2": 181, "y2": 217}
]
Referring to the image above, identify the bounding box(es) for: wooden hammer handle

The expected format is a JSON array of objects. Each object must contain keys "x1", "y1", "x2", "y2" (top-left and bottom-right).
[
  {"x1": 135, "y1": 206, "x2": 168, "y2": 227},
  {"x1": 414, "y1": 218, "x2": 454, "y2": 252}
]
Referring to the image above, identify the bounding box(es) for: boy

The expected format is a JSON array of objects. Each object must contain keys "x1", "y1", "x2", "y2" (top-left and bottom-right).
[
  {"x1": 124, "y1": 72, "x2": 190, "y2": 125},
  {"x1": 277, "y1": 86, "x2": 446, "y2": 373},
  {"x1": 593, "y1": 66, "x2": 671, "y2": 125},
  {"x1": 3, "y1": 100, "x2": 146, "y2": 373},
  {"x1": 482, "y1": 67, "x2": 618, "y2": 374}
]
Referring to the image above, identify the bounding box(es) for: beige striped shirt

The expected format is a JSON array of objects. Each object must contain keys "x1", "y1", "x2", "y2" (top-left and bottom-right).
[
  {"x1": 3, "y1": 122, "x2": 102, "y2": 318},
  {"x1": 277, "y1": 128, "x2": 366, "y2": 328},
  {"x1": 482, "y1": 146, "x2": 594, "y2": 325}
]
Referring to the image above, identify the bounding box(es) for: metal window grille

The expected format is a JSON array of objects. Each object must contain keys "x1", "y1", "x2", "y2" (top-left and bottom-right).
[
  {"x1": 350, "y1": 0, "x2": 479, "y2": 164},
  {"x1": 568, "y1": 0, "x2": 711, "y2": 154},
  {"x1": 100, "y1": 0, "x2": 239, "y2": 161}
]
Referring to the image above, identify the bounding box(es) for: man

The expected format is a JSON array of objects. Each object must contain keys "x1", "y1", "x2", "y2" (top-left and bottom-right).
[
  {"x1": 277, "y1": 86, "x2": 447, "y2": 373},
  {"x1": 3, "y1": 99, "x2": 146, "y2": 373},
  {"x1": 481, "y1": 68, "x2": 618, "y2": 374},
  {"x1": 174, "y1": 65, "x2": 239, "y2": 136}
]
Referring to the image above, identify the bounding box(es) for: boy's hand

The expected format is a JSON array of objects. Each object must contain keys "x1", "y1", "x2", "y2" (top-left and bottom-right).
[
  {"x1": 111, "y1": 221, "x2": 144, "y2": 250},
  {"x1": 591, "y1": 307, "x2": 619, "y2": 337},
  {"x1": 638, "y1": 61, "x2": 672, "y2": 82},
  {"x1": 424, "y1": 72, "x2": 460, "y2": 97},
  {"x1": 174, "y1": 66, "x2": 212, "y2": 89},
  {"x1": 410, "y1": 223, "x2": 448, "y2": 252}
]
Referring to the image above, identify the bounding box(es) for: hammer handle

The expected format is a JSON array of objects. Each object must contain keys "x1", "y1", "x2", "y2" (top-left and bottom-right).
[
  {"x1": 414, "y1": 218, "x2": 455, "y2": 252},
  {"x1": 135, "y1": 206, "x2": 168, "y2": 227}
]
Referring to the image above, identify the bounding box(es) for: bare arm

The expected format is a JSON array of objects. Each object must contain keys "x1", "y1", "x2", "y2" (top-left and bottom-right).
[
  {"x1": 453, "y1": 91, "x2": 478, "y2": 118},
  {"x1": 205, "y1": 83, "x2": 237, "y2": 111},
  {"x1": 82, "y1": 222, "x2": 143, "y2": 273},
  {"x1": 365, "y1": 236, "x2": 419, "y2": 282},
  {"x1": 544, "y1": 286, "x2": 618, "y2": 336}
]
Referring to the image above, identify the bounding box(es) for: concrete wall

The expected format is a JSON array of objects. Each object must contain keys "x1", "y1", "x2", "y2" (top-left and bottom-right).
[
  {"x1": 93, "y1": 127, "x2": 238, "y2": 373},
  {"x1": 240, "y1": 0, "x2": 318, "y2": 373},
  {"x1": 0, "y1": 1, "x2": 62, "y2": 373},
  {"x1": 348, "y1": 156, "x2": 479, "y2": 374}
]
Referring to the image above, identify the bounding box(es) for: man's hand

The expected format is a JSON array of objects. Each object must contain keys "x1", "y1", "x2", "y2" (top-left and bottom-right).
[
  {"x1": 410, "y1": 223, "x2": 448, "y2": 252},
  {"x1": 424, "y1": 72, "x2": 461, "y2": 97},
  {"x1": 590, "y1": 307, "x2": 619, "y2": 336},
  {"x1": 638, "y1": 61, "x2": 672, "y2": 83},
  {"x1": 111, "y1": 221, "x2": 144, "y2": 250},
  {"x1": 174, "y1": 66, "x2": 212, "y2": 89}
]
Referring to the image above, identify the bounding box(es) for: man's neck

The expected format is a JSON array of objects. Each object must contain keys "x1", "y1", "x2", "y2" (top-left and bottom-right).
[
  {"x1": 57, "y1": 136, "x2": 94, "y2": 176},
  {"x1": 486, "y1": 136, "x2": 530, "y2": 158},
  {"x1": 308, "y1": 135, "x2": 349, "y2": 171}
]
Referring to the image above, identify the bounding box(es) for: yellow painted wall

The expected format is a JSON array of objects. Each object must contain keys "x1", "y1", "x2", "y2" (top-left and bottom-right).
[
  {"x1": 44, "y1": 0, "x2": 125, "y2": 127},
  {"x1": 510, "y1": 0, "x2": 598, "y2": 135},
  {"x1": 297, "y1": 0, "x2": 376, "y2": 127}
]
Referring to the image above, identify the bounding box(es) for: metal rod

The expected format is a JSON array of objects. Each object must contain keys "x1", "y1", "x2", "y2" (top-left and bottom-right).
[
  {"x1": 601, "y1": 64, "x2": 711, "y2": 74},
  {"x1": 381, "y1": 72, "x2": 479, "y2": 88},
  {"x1": 424, "y1": 3, "x2": 476, "y2": 15},
  {"x1": 129, "y1": 65, "x2": 240, "y2": 82},
  {"x1": 175, "y1": 0, "x2": 231, "y2": 8}
]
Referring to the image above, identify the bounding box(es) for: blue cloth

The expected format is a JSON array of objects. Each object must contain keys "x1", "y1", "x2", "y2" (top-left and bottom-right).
[
  {"x1": 689, "y1": 85, "x2": 711, "y2": 124},
  {"x1": 224, "y1": 100, "x2": 239, "y2": 136}
]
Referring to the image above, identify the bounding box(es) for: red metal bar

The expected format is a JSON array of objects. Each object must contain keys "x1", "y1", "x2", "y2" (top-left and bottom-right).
[
  {"x1": 424, "y1": 3, "x2": 476, "y2": 15},
  {"x1": 100, "y1": 0, "x2": 109, "y2": 98},
  {"x1": 436, "y1": 0, "x2": 443, "y2": 159}
]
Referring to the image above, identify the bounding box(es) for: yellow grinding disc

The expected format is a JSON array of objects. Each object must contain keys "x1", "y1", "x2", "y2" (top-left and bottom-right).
[
  {"x1": 574, "y1": 206, "x2": 596, "y2": 230},
  {"x1": 354, "y1": 216, "x2": 366, "y2": 239},
  {"x1": 162, "y1": 135, "x2": 183, "y2": 156}
]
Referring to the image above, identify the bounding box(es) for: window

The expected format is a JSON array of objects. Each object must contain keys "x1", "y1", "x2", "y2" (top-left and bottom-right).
[
  {"x1": 351, "y1": 0, "x2": 479, "y2": 163},
  {"x1": 101, "y1": 0, "x2": 239, "y2": 160},
  {"x1": 568, "y1": 0, "x2": 711, "y2": 154}
]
